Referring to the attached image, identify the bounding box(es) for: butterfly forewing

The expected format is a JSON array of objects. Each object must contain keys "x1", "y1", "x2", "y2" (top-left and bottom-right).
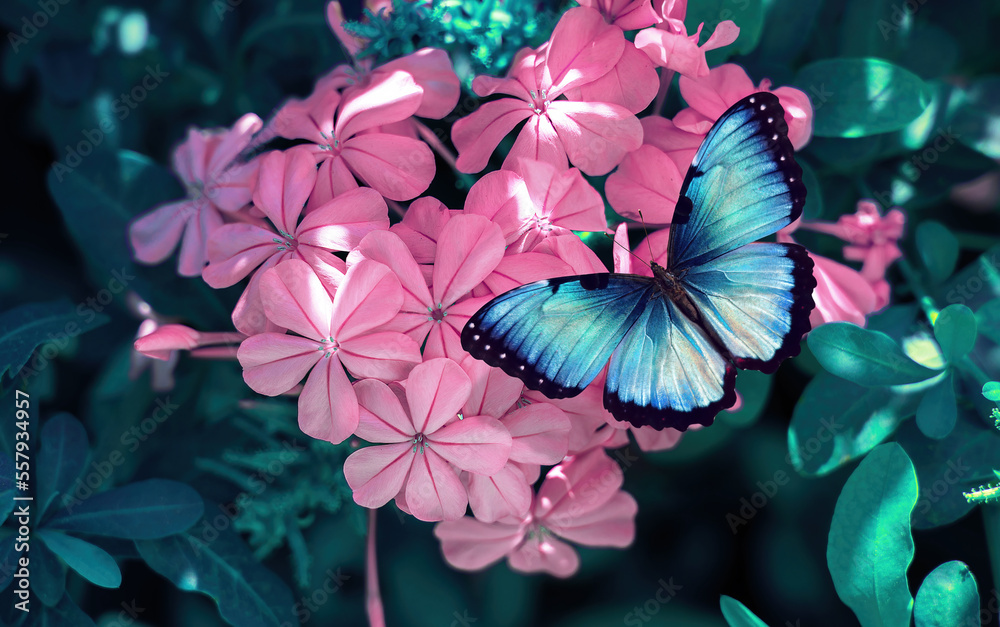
[
  {"x1": 668, "y1": 92, "x2": 806, "y2": 271},
  {"x1": 461, "y1": 274, "x2": 656, "y2": 399}
]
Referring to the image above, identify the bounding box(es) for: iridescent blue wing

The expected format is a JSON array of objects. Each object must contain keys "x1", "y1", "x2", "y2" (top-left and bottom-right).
[
  {"x1": 680, "y1": 243, "x2": 816, "y2": 374},
  {"x1": 668, "y1": 92, "x2": 806, "y2": 271},
  {"x1": 604, "y1": 295, "x2": 737, "y2": 430},
  {"x1": 461, "y1": 274, "x2": 657, "y2": 399}
]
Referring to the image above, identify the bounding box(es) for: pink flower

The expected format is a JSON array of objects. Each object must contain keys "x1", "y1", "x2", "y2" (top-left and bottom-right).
[
  {"x1": 634, "y1": 0, "x2": 739, "y2": 78},
  {"x1": 460, "y1": 357, "x2": 571, "y2": 522},
  {"x1": 464, "y1": 159, "x2": 608, "y2": 253},
  {"x1": 778, "y1": 231, "x2": 878, "y2": 328},
  {"x1": 434, "y1": 449, "x2": 638, "y2": 577},
  {"x1": 388, "y1": 196, "x2": 458, "y2": 265},
  {"x1": 273, "y1": 69, "x2": 434, "y2": 201},
  {"x1": 674, "y1": 64, "x2": 813, "y2": 150},
  {"x1": 576, "y1": 0, "x2": 658, "y2": 30},
  {"x1": 130, "y1": 113, "x2": 262, "y2": 276},
  {"x1": 801, "y1": 200, "x2": 905, "y2": 285},
  {"x1": 344, "y1": 358, "x2": 512, "y2": 522},
  {"x1": 237, "y1": 259, "x2": 422, "y2": 443},
  {"x1": 349, "y1": 216, "x2": 505, "y2": 360},
  {"x1": 452, "y1": 7, "x2": 643, "y2": 175},
  {"x1": 203, "y1": 148, "x2": 389, "y2": 335}
]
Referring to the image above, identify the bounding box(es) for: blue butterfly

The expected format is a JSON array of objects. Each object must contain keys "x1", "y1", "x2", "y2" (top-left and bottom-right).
[{"x1": 461, "y1": 92, "x2": 816, "y2": 431}]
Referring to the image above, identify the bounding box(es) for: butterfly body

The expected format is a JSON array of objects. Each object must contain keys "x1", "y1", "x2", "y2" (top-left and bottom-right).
[{"x1": 462, "y1": 92, "x2": 816, "y2": 431}]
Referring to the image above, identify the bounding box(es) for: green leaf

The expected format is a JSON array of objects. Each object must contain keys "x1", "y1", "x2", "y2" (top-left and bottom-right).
[
  {"x1": 915, "y1": 372, "x2": 957, "y2": 440},
  {"x1": 720, "y1": 595, "x2": 771, "y2": 627},
  {"x1": 38, "y1": 530, "x2": 121, "y2": 589},
  {"x1": 33, "y1": 536, "x2": 67, "y2": 607},
  {"x1": 914, "y1": 561, "x2": 979, "y2": 627},
  {"x1": 977, "y1": 299, "x2": 1000, "y2": 345},
  {"x1": 794, "y1": 58, "x2": 933, "y2": 138},
  {"x1": 0, "y1": 454, "x2": 15, "y2": 525},
  {"x1": 983, "y1": 382, "x2": 1000, "y2": 402},
  {"x1": 0, "y1": 300, "x2": 110, "y2": 380},
  {"x1": 789, "y1": 372, "x2": 922, "y2": 476},
  {"x1": 37, "y1": 413, "x2": 90, "y2": 519},
  {"x1": 38, "y1": 592, "x2": 96, "y2": 627},
  {"x1": 47, "y1": 479, "x2": 203, "y2": 539},
  {"x1": 917, "y1": 221, "x2": 960, "y2": 283},
  {"x1": 952, "y1": 76, "x2": 1000, "y2": 158},
  {"x1": 136, "y1": 521, "x2": 296, "y2": 627},
  {"x1": 799, "y1": 159, "x2": 824, "y2": 220},
  {"x1": 827, "y1": 443, "x2": 917, "y2": 627},
  {"x1": 751, "y1": 0, "x2": 822, "y2": 62},
  {"x1": 933, "y1": 304, "x2": 977, "y2": 362},
  {"x1": 808, "y1": 322, "x2": 939, "y2": 386},
  {"x1": 721, "y1": 370, "x2": 773, "y2": 428}
]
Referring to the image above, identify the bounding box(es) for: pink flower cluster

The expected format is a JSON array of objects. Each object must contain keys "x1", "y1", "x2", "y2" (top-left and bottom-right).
[{"x1": 125, "y1": 0, "x2": 905, "y2": 578}]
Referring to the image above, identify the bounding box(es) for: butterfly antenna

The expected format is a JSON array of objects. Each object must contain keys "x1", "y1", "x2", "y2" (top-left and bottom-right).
[
  {"x1": 603, "y1": 231, "x2": 651, "y2": 270},
  {"x1": 638, "y1": 211, "x2": 655, "y2": 262}
]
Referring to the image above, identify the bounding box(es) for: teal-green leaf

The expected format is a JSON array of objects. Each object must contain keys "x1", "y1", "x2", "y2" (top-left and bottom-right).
[
  {"x1": 0, "y1": 300, "x2": 110, "y2": 380},
  {"x1": 913, "y1": 561, "x2": 979, "y2": 627},
  {"x1": 720, "y1": 595, "x2": 771, "y2": 627},
  {"x1": 0, "y1": 454, "x2": 15, "y2": 526},
  {"x1": 39, "y1": 592, "x2": 97, "y2": 627},
  {"x1": 917, "y1": 221, "x2": 960, "y2": 283},
  {"x1": 952, "y1": 76, "x2": 1000, "y2": 159},
  {"x1": 38, "y1": 530, "x2": 121, "y2": 589},
  {"x1": 37, "y1": 413, "x2": 90, "y2": 520},
  {"x1": 827, "y1": 443, "x2": 918, "y2": 627},
  {"x1": 789, "y1": 372, "x2": 922, "y2": 476},
  {"x1": 977, "y1": 299, "x2": 1000, "y2": 345},
  {"x1": 808, "y1": 322, "x2": 939, "y2": 386},
  {"x1": 136, "y1": 522, "x2": 296, "y2": 627},
  {"x1": 915, "y1": 372, "x2": 957, "y2": 440},
  {"x1": 721, "y1": 369, "x2": 772, "y2": 428},
  {"x1": 794, "y1": 58, "x2": 932, "y2": 138},
  {"x1": 46, "y1": 479, "x2": 203, "y2": 539},
  {"x1": 984, "y1": 382, "x2": 1000, "y2": 402},
  {"x1": 933, "y1": 304, "x2": 977, "y2": 362}
]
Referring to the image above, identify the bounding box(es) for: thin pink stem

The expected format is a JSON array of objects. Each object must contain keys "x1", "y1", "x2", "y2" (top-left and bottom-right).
[
  {"x1": 366, "y1": 508, "x2": 386, "y2": 627},
  {"x1": 196, "y1": 332, "x2": 247, "y2": 346},
  {"x1": 386, "y1": 199, "x2": 406, "y2": 219},
  {"x1": 653, "y1": 69, "x2": 676, "y2": 117},
  {"x1": 189, "y1": 346, "x2": 241, "y2": 359},
  {"x1": 413, "y1": 119, "x2": 459, "y2": 171}
]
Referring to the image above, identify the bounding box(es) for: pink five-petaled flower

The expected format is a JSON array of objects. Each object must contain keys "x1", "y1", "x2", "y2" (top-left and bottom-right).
[
  {"x1": 464, "y1": 159, "x2": 607, "y2": 254},
  {"x1": 203, "y1": 147, "x2": 389, "y2": 335},
  {"x1": 434, "y1": 448, "x2": 638, "y2": 577},
  {"x1": 130, "y1": 113, "x2": 262, "y2": 276},
  {"x1": 238, "y1": 258, "x2": 422, "y2": 444},
  {"x1": 674, "y1": 63, "x2": 814, "y2": 150},
  {"x1": 634, "y1": 0, "x2": 740, "y2": 78},
  {"x1": 452, "y1": 7, "x2": 643, "y2": 176},
  {"x1": 349, "y1": 215, "x2": 505, "y2": 360},
  {"x1": 273, "y1": 68, "x2": 434, "y2": 202},
  {"x1": 460, "y1": 356, "x2": 571, "y2": 522},
  {"x1": 344, "y1": 358, "x2": 513, "y2": 522}
]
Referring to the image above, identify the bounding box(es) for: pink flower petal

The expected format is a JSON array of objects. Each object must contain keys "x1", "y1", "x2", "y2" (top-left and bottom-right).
[
  {"x1": 546, "y1": 100, "x2": 642, "y2": 176},
  {"x1": 338, "y1": 331, "x2": 422, "y2": 381},
  {"x1": 546, "y1": 491, "x2": 637, "y2": 547},
  {"x1": 237, "y1": 333, "x2": 320, "y2": 396},
  {"x1": 202, "y1": 223, "x2": 278, "y2": 288},
  {"x1": 335, "y1": 70, "x2": 424, "y2": 140},
  {"x1": 344, "y1": 442, "x2": 414, "y2": 509},
  {"x1": 177, "y1": 203, "x2": 223, "y2": 277},
  {"x1": 461, "y1": 355, "x2": 523, "y2": 419},
  {"x1": 205, "y1": 158, "x2": 258, "y2": 213},
  {"x1": 388, "y1": 196, "x2": 453, "y2": 264},
  {"x1": 641, "y1": 115, "x2": 704, "y2": 172},
  {"x1": 341, "y1": 133, "x2": 434, "y2": 201},
  {"x1": 380, "y1": 48, "x2": 460, "y2": 119},
  {"x1": 536, "y1": 448, "x2": 623, "y2": 522},
  {"x1": 405, "y1": 448, "x2": 468, "y2": 521},
  {"x1": 463, "y1": 170, "x2": 533, "y2": 243},
  {"x1": 258, "y1": 258, "x2": 333, "y2": 340},
  {"x1": 564, "y1": 43, "x2": 658, "y2": 115},
  {"x1": 466, "y1": 465, "x2": 532, "y2": 523},
  {"x1": 297, "y1": 187, "x2": 390, "y2": 251},
  {"x1": 354, "y1": 230, "x2": 432, "y2": 317},
  {"x1": 298, "y1": 354, "x2": 359, "y2": 443},
  {"x1": 205, "y1": 113, "x2": 263, "y2": 179},
  {"x1": 252, "y1": 147, "x2": 317, "y2": 235},
  {"x1": 133, "y1": 324, "x2": 201, "y2": 360},
  {"x1": 605, "y1": 144, "x2": 683, "y2": 224},
  {"x1": 434, "y1": 517, "x2": 525, "y2": 571},
  {"x1": 631, "y1": 425, "x2": 683, "y2": 452},
  {"x1": 432, "y1": 215, "x2": 505, "y2": 308},
  {"x1": 130, "y1": 200, "x2": 193, "y2": 264},
  {"x1": 453, "y1": 99, "x2": 533, "y2": 174},
  {"x1": 517, "y1": 159, "x2": 607, "y2": 232},
  {"x1": 406, "y1": 358, "x2": 472, "y2": 434},
  {"x1": 540, "y1": 7, "x2": 625, "y2": 96},
  {"x1": 482, "y1": 253, "x2": 575, "y2": 295},
  {"x1": 531, "y1": 234, "x2": 608, "y2": 273},
  {"x1": 232, "y1": 254, "x2": 286, "y2": 336},
  {"x1": 428, "y1": 415, "x2": 512, "y2": 475},
  {"x1": 354, "y1": 379, "x2": 416, "y2": 443},
  {"x1": 331, "y1": 259, "x2": 404, "y2": 341},
  {"x1": 508, "y1": 533, "x2": 580, "y2": 578},
  {"x1": 309, "y1": 156, "x2": 360, "y2": 211},
  {"x1": 502, "y1": 114, "x2": 570, "y2": 173},
  {"x1": 503, "y1": 403, "x2": 571, "y2": 465}
]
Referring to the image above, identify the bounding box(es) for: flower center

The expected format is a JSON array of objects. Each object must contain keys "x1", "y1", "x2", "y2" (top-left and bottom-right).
[
  {"x1": 273, "y1": 230, "x2": 298, "y2": 252},
  {"x1": 531, "y1": 214, "x2": 554, "y2": 232},
  {"x1": 412, "y1": 433, "x2": 426, "y2": 454},
  {"x1": 427, "y1": 303, "x2": 447, "y2": 323},
  {"x1": 317, "y1": 130, "x2": 341, "y2": 155},
  {"x1": 528, "y1": 89, "x2": 550, "y2": 115},
  {"x1": 317, "y1": 337, "x2": 340, "y2": 357}
]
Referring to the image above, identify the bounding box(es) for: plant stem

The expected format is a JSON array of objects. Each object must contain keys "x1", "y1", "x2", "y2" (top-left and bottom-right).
[
  {"x1": 413, "y1": 119, "x2": 477, "y2": 190},
  {"x1": 653, "y1": 69, "x2": 675, "y2": 117},
  {"x1": 366, "y1": 508, "x2": 386, "y2": 627}
]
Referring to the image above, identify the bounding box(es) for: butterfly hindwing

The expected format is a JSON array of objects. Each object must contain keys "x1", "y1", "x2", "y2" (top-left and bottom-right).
[
  {"x1": 461, "y1": 274, "x2": 656, "y2": 399},
  {"x1": 604, "y1": 295, "x2": 737, "y2": 430},
  {"x1": 680, "y1": 243, "x2": 816, "y2": 374},
  {"x1": 669, "y1": 92, "x2": 806, "y2": 271}
]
